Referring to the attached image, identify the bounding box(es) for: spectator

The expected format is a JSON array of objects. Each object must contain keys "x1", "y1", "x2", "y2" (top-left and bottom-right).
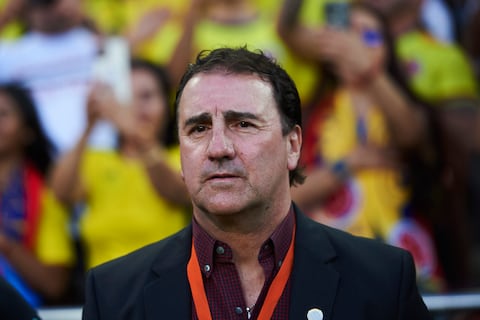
[
  {"x1": 51, "y1": 59, "x2": 190, "y2": 270},
  {"x1": 0, "y1": 0, "x2": 116, "y2": 154},
  {"x1": 473, "y1": 110, "x2": 480, "y2": 286},
  {"x1": 279, "y1": 1, "x2": 470, "y2": 291},
  {"x1": 434, "y1": 0, "x2": 480, "y2": 288},
  {"x1": 360, "y1": 0, "x2": 478, "y2": 104},
  {"x1": 444, "y1": 0, "x2": 480, "y2": 44},
  {"x1": 0, "y1": 0, "x2": 25, "y2": 39},
  {"x1": 420, "y1": 0, "x2": 455, "y2": 43},
  {"x1": 460, "y1": 4, "x2": 480, "y2": 84},
  {"x1": 81, "y1": 0, "x2": 186, "y2": 67},
  {"x1": 168, "y1": 0, "x2": 317, "y2": 104},
  {"x1": 439, "y1": 96, "x2": 480, "y2": 288},
  {"x1": 0, "y1": 83, "x2": 74, "y2": 307},
  {"x1": 82, "y1": 0, "x2": 186, "y2": 36}
]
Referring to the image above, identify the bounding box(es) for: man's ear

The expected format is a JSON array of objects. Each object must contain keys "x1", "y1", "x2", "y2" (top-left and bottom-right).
[{"x1": 287, "y1": 125, "x2": 302, "y2": 171}]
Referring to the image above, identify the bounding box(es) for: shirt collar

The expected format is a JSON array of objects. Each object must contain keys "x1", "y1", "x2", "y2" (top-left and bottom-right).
[{"x1": 192, "y1": 205, "x2": 295, "y2": 276}]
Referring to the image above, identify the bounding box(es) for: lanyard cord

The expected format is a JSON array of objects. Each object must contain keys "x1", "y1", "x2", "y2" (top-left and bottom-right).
[{"x1": 187, "y1": 228, "x2": 295, "y2": 320}]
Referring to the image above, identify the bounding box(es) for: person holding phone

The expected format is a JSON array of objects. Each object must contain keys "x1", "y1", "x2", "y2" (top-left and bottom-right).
[
  {"x1": 0, "y1": 83, "x2": 74, "y2": 307},
  {"x1": 277, "y1": 1, "x2": 469, "y2": 292},
  {"x1": 51, "y1": 59, "x2": 191, "y2": 270}
]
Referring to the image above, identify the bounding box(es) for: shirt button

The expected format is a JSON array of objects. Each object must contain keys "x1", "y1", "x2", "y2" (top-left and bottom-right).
[
  {"x1": 216, "y1": 246, "x2": 225, "y2": 255},
  {"x1": 204, "y1": 264, "x2": 211, "y2": 272},
  {"x1": 278, "y1": 260, "x2": 283, "y2": 268},
  {"x1": 235, "y1": 307, "x2": 243, "y2": 315}
]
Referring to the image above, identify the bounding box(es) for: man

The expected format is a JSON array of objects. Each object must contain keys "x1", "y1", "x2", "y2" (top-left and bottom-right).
[{"x1": 82, "y1": 47, "x2": 431, "y2": 319}]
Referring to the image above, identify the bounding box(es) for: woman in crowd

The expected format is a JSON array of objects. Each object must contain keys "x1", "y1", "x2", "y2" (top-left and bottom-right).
[
  {"x1": 52, "y1": 59, "x2": 191, "y2": 270},
  {"x1": 280, "y1": 2, "x2": 470, "y2": 291},
  {"x1": 167, "y1": 0, "x2": 318, "y2": 103},
  {"x1": 0, "y1": 83, "x2": 74, "y2": 307}
]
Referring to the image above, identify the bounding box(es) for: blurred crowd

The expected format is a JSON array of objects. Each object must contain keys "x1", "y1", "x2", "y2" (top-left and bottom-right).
[{"x1": 0, "y1": 0, "x2": 479, "y2": 314}]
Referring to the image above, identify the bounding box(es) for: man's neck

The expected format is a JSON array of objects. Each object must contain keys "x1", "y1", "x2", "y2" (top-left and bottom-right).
[
  {"x1": 193, "y1": 200, "x2": 292, "y2": 307},
  {"x1": 194, "y1": 201, "x2": 291, "y2": 264}
]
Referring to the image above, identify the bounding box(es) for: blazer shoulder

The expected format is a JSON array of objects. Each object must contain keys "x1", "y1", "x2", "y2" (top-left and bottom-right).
[
  {"x1": 323, "y1": 222, "x2": 406, "y2": 259},
  {"x1": 297, "y1": 210, "x2": 406, "y2": 261},
  {"x1": 83, "y1": 226, "x2": 192, "y2": 319},
  {"x1": 296, "y1": 211, "x2": 411, "y2": 280},
  {"x1": 89, "y1": 225, "x2": 192, "y2": 283},
  {"x1": 294, "y1": 211, "x2": 431, "y2": 319}
]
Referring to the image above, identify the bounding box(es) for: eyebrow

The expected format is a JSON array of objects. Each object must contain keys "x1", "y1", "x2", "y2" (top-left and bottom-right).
[
  {"x1": 223, "y1": 110, "x2": 259, "y2": 122},
  {"x1": 183, "y1": 112, "x2": 212, "y2": 129}
]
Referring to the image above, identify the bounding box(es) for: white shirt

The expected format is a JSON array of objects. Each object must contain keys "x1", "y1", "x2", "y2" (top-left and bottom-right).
[
  {"x1": 421, "y1": 0, "x2": 455, "y2": 43},
  {"x1": 0, "y1": 27, "x2": 116, "y2": 154}
]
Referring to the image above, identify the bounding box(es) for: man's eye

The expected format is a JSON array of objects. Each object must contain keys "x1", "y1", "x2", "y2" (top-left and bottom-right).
[
  {"x1": 238, "y1": 121, "x2": 251, "y2": 128},
  {"x1": 192, "y1": 125, "x2": 207, "y2": 133}
]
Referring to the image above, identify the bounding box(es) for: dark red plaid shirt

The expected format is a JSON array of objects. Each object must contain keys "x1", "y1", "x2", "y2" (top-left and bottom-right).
[{"x1": 191, "y1": 207, "x2": 295, "y2": 320}]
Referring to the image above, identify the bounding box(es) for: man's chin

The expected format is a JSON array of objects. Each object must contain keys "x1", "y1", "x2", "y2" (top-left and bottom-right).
[
  {"x1": 200, "y1": 203, "x2": 246, "y2": 217},
  {"x1": 192, "y1": 187, "x2": 258, "y2": 215},
  {"x1": 194, "y1": 198, "x2": 251, "y2": 217}
]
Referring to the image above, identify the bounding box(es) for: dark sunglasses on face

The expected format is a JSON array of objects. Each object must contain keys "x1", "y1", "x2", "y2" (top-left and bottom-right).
[{"x1": 362, "y1": 29, "x2": 383, "y2": 47}]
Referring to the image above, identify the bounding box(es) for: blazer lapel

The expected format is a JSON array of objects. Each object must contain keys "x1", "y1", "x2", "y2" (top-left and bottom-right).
[
  {"x1": 144, "y1": 268, "x2": 191, "y2": 320},
  {"x1": 141, "y1": 212, "x2": 341, "y2": 319},
  {"x1": 144, "y1": 227, "x2": 193, "y2": 320},
  {"x1": 289, "y1": 210, "x2": 340, "y2": 320}
]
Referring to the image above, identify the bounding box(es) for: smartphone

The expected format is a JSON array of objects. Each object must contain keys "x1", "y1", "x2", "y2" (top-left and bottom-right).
[
  {"x1": 92, "y1": 37, "x2": 132, "y2": 104},
  {"x1": 324, "y1": 2, "x2": 350, "y2": 29}
]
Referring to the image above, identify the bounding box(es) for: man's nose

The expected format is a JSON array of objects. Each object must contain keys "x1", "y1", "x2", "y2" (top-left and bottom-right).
[{"x1": 207, "y1": 126, "x2": 235, "y2": 161}]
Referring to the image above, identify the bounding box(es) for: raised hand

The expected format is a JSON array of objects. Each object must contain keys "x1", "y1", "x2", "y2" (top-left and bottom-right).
[
  {"x1": 127, "y1": 7, "x2": 172, "y2": 48},
  {"x1": 316, "y1": 27, "x2": 383, "y2": 86}
]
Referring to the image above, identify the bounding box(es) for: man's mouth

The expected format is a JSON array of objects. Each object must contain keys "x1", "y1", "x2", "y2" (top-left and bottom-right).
[
  {"x1": 201, "y1": 167, "x2": 245, "y2": 183},
  {"x1": 207, "y1": 173, "x2": 239, "y2": 180}
]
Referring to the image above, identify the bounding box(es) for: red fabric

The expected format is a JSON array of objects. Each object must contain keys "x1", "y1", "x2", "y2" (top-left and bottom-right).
[
  {"x1": 191, "y1": 208, "x2": 295, "y2": 320},
  {"x1": 23, "y1": 165, "x2": 43, "y2": 251},
  {"x1": 300, "y1": 95, "x2": 334, "y2": 168}
]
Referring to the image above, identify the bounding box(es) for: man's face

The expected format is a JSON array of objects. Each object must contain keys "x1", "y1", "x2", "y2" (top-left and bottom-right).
[{"x1": 178, "y1": 72, "x2": 301, "y2": 218}]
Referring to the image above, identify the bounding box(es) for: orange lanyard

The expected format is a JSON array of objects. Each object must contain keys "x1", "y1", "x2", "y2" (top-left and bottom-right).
[{"x1": 187, "y1": 228, "x2": 295, "y2": 320}]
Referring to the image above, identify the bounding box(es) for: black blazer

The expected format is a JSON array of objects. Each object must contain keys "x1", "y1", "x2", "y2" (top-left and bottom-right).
[
  {"x1": 0, "y1": 277, "x2": 41, "y2": 320},
  {"x1": 82, "y1": 208, "x2": 432, "y2": 319}
]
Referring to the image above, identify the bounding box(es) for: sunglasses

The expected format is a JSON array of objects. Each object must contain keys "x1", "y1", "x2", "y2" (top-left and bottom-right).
[{"x1": 362, "y1": 29, "x2": 383, "y2": 47}]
